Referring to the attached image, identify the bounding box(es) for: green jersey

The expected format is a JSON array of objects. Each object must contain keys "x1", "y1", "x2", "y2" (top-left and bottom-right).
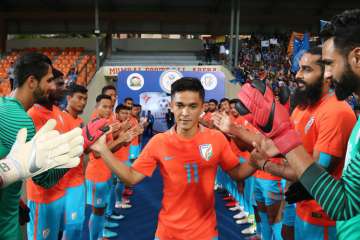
[
  {"x1": 0, "y1": 97, "x2": 35, "y2": 240},
  {"x1": 301, "y1": 117, "x2": 360, "y2": 240}
]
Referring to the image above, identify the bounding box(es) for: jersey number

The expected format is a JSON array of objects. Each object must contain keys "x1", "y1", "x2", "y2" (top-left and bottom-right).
[{"x1": 184, "y1": 163, "x2": 199, "y2": 183}]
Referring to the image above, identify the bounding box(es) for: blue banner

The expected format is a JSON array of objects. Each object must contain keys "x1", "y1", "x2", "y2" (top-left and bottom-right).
[
  {"x1": 291, "y1": 32, "x2": 310, "y2": 73},
  {"x1": 116, "y1": 70, "x2": 225, "y2": 132}
]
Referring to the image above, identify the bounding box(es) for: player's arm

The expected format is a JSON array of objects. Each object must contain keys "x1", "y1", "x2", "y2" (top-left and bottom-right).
[
  {"x1": 228, "y1": 125, "x2": 261, "y2": 152},
  {"x1": 108, "y1": 125, "x2": 143, "y2": 152},
  {"x1": 218, "y1": 132, "x2": 257, "y2": 181},
  {"x1": 313, "y1": 151, "x2": 341, "y2": 172},
  {"x1": 227, "y1": 161, "x2": 256, "y2": 181},
  {"x1": 91, "y1": 136, "x2": 146, "y2": 185},
  {"x1": 289, "y1": 146, "x2": 360, "y2": 221},
  {"x1": 257, "y1": 139, "x2": 360, "y2": 221},
  {"x1": 212, "y1": 112, "x2": 260, "y2": 151},
  {"x1": 107, "y1": 133, "x2": 130, "y2": 152},
  {"x1": 250, "y1": 151, "x2": 338, "y2": 181}
]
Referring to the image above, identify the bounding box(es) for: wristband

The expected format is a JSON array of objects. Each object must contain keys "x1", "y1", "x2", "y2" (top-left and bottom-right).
[{"x1": 262, "y1": 160, "x2": 270, "y2": 171}]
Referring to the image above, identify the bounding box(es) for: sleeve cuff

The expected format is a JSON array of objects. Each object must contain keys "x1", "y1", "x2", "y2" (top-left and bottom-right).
[{"x1": 299, "y1": 162, "x2": 327, "y2": 192}]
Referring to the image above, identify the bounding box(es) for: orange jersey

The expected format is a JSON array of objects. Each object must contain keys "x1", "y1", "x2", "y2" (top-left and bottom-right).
[
  {"x1": 129, "y1": 116, "x2": 139, "y2": 145},
  {"x1": 60, "y1": 112, "x2": 84, "y2": 188},
  {"x1": 291, "y1": 93, "x2": 356, "y2": 226},
  {"x1": 114, "y1": 144, "x2": 130, "y2": 162},
  {"x1": 85, "y1": 113, "x2": 113, "y2": 183},
  {"x1": 132, "y1": 126, "x2": 239, "y2": 240},
  {"x1": 27, "y1": 105, "x2": 69, "y2": 203}
]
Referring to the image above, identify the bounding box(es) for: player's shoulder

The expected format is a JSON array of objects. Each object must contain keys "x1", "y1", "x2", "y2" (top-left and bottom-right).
[
  {"x1": 320, "y1": 94, "x2": 355, "y2": 117},
  {"x1": 0, "y1": 97, "x2": 29, "y2": 122},
  {"x1": 147, "y1": 131, "x2": 167, "y2": 145},
  {"x1": 201, "y1": 127, "x2": 228, "y2": 141},
  {"x1": 0, "y1": 97, "x2": 23, "y2": 112},
  {"x1": 28, "y1": 104, "x2": 51, "y2": 118}
]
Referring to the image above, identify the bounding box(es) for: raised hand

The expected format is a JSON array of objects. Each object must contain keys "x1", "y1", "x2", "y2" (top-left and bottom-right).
[
  {"x1": 110, "y1": 120, "x2": 122, "y2": 133},
  {"x1": 0, "y1": 119, "x2": 84, "y2": 187},
  {"x1": 212, "y1": 112, "x2": 234, "y2": 134}
]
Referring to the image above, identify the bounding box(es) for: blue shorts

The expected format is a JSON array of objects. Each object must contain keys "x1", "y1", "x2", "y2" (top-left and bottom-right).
[
  {"x1": 65, "y1": 184, "x2": 86, "y2": 225},
  {"x1": 129, "y1": 144, "x2": 140, "y2": 159},
  {"x1": 254, "y1": 177, "x2": 283, "y2": 206},
  {"x1": 27, "y1": 196, "x2": 65, "y2": 240},
  {"x1": 244, "y1": 175, "x2": 255, "y2": 214},
  {"x1": 295, "y1": 215, "x2": 337, "y2": 240},
  {"x1": 86, "y1": 179, "x2": 112, "y2": 208},
  {"x1": 283, "y1": 202, "x2": 296, "y2": 226}
]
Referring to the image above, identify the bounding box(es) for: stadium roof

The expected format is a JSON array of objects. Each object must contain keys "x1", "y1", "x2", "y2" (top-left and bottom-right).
[{"x1": 0, "y1": 0, "x2": 359, "y2": 34}]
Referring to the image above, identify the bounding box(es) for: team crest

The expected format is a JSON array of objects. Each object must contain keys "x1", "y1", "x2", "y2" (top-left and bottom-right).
[
  {"x1": 304, "y1": 116, "x2": 315, "y2": 134},
  {"x1": 199, "y1": 144, "x2": 213, "y2": 161}
]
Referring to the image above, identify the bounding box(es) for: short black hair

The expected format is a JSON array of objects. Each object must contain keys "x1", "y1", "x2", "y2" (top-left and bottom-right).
[
  {"x1": 115, "y1": 104, "x2": 131, "y2": 113},
  {"x1": 124, "y1": 97, "x2": 133, "y2": 102},
  {"x1": 304, "y1": 46, "x2": 324, "y2": 68},
  {"x1": 133, "y1": 103, "x2": 141, "y2": 108},
  {"x1": 320, "y1": 9, "x2": 360, "y2": 55},
  {"x1": 52, "y1": 68, "x2": 64, "y2": 79},
  {"x1": 14, "y1": 52, "x2": 51, "y2": 87},
  {"x1": 171, "y1": 77, "x2": 205, "y2": 101},
  {"x1": 101, "y1": 85, "x2": 116, "y2": 94},
  {"x1": 306, "y1": 46, "x2": 322, "y2": 56},
  {"x1": 68, "y1": 84, "x2": 88, "y2": 96},
  {"x1": 96, "y1": 94, "x2": 112, "y2": 103},
  {"x1": 220, "y1": 98, "x2": 230, "y2": 104},
  {"x1": 208, "y1": 99, "x2": 218, "y2": 105},
  {"x1": 230, "y1": 98, "x2": 240, "y2": 105}
]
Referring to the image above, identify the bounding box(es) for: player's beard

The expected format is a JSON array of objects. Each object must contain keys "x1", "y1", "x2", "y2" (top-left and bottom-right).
[
  {"x1": 293, "y1": 77, "x2": 323, "y2": 109},
  {"x1": 33, "y1": 86, "x2": 53, "y2": 109},
  {"x1": 333, "y1": 63, "x2": 360, "y2": 101}
]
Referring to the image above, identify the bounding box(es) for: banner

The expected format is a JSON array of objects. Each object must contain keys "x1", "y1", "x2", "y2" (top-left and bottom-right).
[
  {"x1": 287, "y1": 32, "x2": 304, "y2": 56},
  {"x1": 291, "y1": 32, "x2": 310, "y2": 73},
  {"x1": 261, "y1": 40, "x2": 270, "y2": 48},
  {"x1": 270, "y1": 38, "x2": 278, "y2": 45},
  {"x1": 117, "y1": 70, "x2": 225, "y2": 132}
]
